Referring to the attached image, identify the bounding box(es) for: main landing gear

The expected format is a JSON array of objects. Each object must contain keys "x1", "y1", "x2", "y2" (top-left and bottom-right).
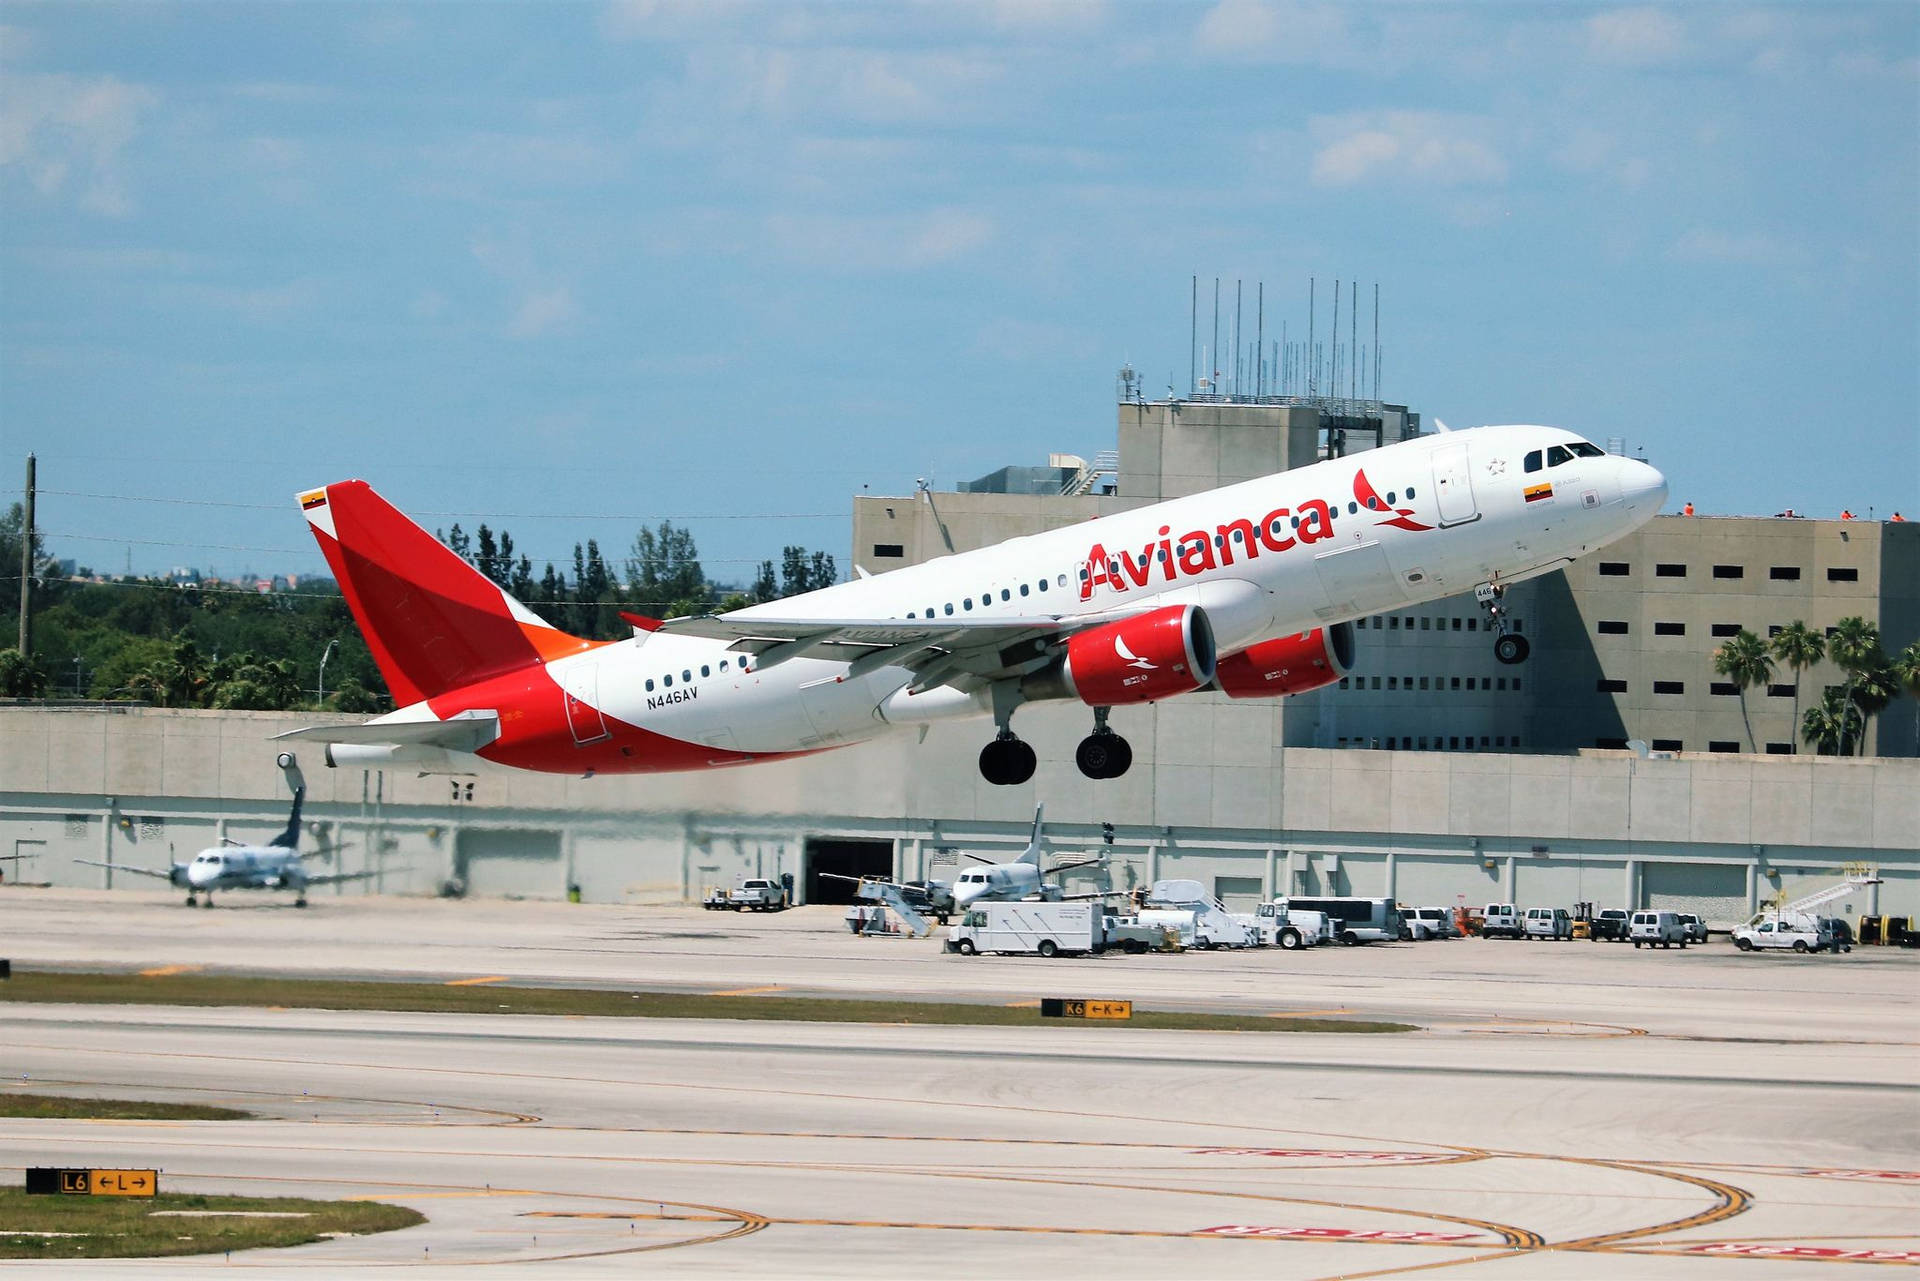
[
  {"x1": 976, "y1": 707, "x2": 1136, "y2": 785},
  {"x1": 1476, "y1": 580, "x2": 1530, "y2": 665},
  {"x1": 1075, "y1": 706, "x2": 1131, "y2": 781}
]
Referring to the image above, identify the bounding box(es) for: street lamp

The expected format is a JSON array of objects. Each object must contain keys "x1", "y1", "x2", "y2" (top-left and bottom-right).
[{"x1": 316, "y1": 639, "x2": 338, "y2": 706}]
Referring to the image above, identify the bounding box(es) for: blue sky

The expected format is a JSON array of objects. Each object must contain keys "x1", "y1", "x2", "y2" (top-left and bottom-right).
[{"x1": 2, "y1": 1, "x2": 1915, "y2": 586}]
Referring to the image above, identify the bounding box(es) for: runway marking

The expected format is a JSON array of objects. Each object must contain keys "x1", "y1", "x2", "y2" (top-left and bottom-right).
[
  {"x1": 525, "y1": 1210, "x2": 1503, "y2": 1249},
  {"x1": 137, "y1": 964, "x2": 203, "y2": 978},
  {"x1": 1003, "y1": 999, "x2": 1041, "y2": 1008},
  {"x1": 445, "y1": 975, "x2": 510, "y2": 987},
  {"x1": 1668, "y1": 1243, "x2": 1920, "y2": 1264},
  {"x1": 707, "y1": 984, "x2": 786, "y2": 996},
  {"x1": 1455, "y1": 1016, "x2": 1648, "y2": 1038},
  {"x1": 1266, "y1": 1008, "x2": 1353, "y2": 1018},
  {"x1": 1547, "y1": 1157, "x2": 1753, "y2": 1250}
]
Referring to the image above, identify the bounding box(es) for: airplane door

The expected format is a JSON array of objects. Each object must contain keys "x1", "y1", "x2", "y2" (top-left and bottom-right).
[
  {"x1": 563, "y1": 661, "x2": 610, "y2": 745},
  {"x1": 1312, "y1": 541, "x2": 1404, "y2": 618},
  {"x1": 1430, "y1": 444, "x2": 1479, "y2": 527}
]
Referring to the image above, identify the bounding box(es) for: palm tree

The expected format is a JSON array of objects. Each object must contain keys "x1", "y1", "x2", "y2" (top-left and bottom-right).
[
  {"x1": 1712, "y1": 629, "x2": 1773, "y2": 753},
  {"x1": 1826, "y1": 617, "x2": 1884, "y2": 755},
  {"x1": 1894, "y1": 640, "x2": 1920, "y2": 757},
  {"x1": 1847, "y1": 661, "x2": 1899, "y2": 757},
  {"x1": 1802, "y1": 688, "x2": 1856, "y2": 756},
  {"x1": 1769, "y1": 621, "x2": 1825, "y2": 753}
]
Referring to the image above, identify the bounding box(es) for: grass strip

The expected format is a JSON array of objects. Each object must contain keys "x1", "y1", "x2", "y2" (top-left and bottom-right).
[
  {"x1": 0, "y1": 1094, "x2": 252, "y2": 1121},
  {"x1": 0, "y1": 970, "x2": 1412, "y2": 1034},
  {"x1": 0, "y1": 1187, "x2": 422, "y2": 1259}
]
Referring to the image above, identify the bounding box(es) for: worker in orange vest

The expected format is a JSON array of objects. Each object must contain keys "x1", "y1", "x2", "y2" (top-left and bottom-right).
[
  {"x1": 1840, "y1": 509, "x2": 1855, "y2": 520},
  {"x1": 1894, "y1": 512, "x2": 1906, "y2": 522},
  {"x1": 1682, "y1": 501, "x2": 1695, "y2": 516}
]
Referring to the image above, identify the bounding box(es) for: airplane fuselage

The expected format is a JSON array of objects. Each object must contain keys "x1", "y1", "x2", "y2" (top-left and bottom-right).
[{"x1": 321, "y1": 425, "x2": 1666, "y2": 777}]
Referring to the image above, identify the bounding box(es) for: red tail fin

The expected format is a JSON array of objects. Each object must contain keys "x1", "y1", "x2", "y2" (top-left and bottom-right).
[{"x1": 297, "y1": 481, "x2": 592, "y2": 705}]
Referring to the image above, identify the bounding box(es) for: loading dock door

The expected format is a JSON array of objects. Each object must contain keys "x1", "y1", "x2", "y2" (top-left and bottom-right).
[{"x1": 803, "y1": 838, "x2": 893, "y2": 905}]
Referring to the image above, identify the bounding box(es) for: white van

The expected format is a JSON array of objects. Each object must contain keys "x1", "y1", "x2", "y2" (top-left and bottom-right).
[
  {"x1": 948, "y1": 902, "x2": 1101, "y2": 957},
  {"x1": 1523, "y1": 907, "x2": 1572, "y2": 940},
  {"x1": 1630, "y1": 910, "x2": 1687, "y2": 948},
  {"x1": 1480, "y1": 904, "x2": 1523, "y2": 939}
]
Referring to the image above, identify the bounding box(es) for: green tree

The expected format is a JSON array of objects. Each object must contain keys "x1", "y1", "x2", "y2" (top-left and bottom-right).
[
  {"x1": 1768, "y1": 621, "x2": 1825, "y2": 753},
  {"x1": 0, "y1": 646, "x2": 48, "y2": 697},
  {"x1": 625, "y1": 522, "x2": 706, "y2": 613},
  {"x1": 1802, "y1": 687, "x2": 1859, "y2": 756},
  {"x1": 127, "y1": 636, "x2": 211, "y2": 708},
  {"x1": 1712, "y1": 629, "x2": 1773, "y2": 753},
  {"x1": 1894, "y1": 640, "x2": 1920, "y2": 757},
  {"x1": 749, "y1": 559, "x2": 777, "y2": 603},
  {"x1": 326, "y1": 676, "x2": 386, "y2": 714},
  {"x1": 1826, "y1": 616, "x2": 1884, "y2": 755}
]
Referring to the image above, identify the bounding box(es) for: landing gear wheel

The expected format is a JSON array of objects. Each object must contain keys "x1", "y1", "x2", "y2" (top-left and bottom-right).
[
  {"x1": 184, "y1": 895, "x2": 197, "y2": 908},
  {"x1": 978, "y1": 735, "x2": 1037, "y2": 786},
  {"x1": 1075, "y1": 732, "x2": 1132, "y2": 780},
  {"x1": 1494, "y1": 633, "x2": 1530, "y2": 665},
  {"x1": 295, "y1": 897, "x2": 308, "y2": 909}
]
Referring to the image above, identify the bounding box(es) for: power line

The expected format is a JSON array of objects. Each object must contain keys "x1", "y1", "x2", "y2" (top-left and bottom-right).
[{"x1": 35, "y1": 488, "x2": 849, "y2": 522}]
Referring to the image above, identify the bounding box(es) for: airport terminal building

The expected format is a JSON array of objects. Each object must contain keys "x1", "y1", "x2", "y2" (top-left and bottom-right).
[{"x1": 3, "y1": 393, "x2": 1915, "y2": 925}]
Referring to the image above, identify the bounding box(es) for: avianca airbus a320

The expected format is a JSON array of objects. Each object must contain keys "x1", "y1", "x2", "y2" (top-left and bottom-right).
[{"x1": 281, "y1": 424, "x2": 1666, "y2": 785}]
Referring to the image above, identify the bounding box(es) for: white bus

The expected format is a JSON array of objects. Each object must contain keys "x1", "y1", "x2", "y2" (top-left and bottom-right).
[{"x1": 1273, "y1": 896, "x2": 1402, "y2": 945}]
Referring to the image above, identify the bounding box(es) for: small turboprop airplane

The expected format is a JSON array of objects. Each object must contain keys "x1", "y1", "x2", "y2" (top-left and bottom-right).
[
  {"x1": 826, "y1": 805, "x2": 1109, "y2": 917},
  {"x1": 281, "y1": 423, "x2": 1665, "y2": 784},
  {"x1": 77, "y1": 754, "x2": 376, "y2": 908}
]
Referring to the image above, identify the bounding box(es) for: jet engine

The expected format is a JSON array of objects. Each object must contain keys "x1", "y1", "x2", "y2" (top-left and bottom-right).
[
  {"x1": 1210, "y1": 622, "x2": 1355, "y2": 699},
  {"x1": 1023, "y1": 604, "x2": 1216, "y2": 706}
]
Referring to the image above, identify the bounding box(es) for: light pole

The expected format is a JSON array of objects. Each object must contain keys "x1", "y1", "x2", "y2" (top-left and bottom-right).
[{"x1": 316, "y1": 639, "x2": 337, "y2": 706}]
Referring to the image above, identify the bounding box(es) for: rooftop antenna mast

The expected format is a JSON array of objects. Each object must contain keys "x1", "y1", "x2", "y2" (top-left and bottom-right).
[
  {"x1": 1189, "y1": 275, "x2": 1197, "y2": 396},
  {"x1": 1373, "y1": 282, "x2": 1381, "y2": 401},
  {"x1": 1211, "y1": 277, "x2": 1220, "y2": 391},
  {"x1": 1307, "y1": 277, "x2": 1315, "y2": 396},
  {"x1": 1331, "y1": 278, "x2": 1341, "y2": 402},
  {"x1": 1256, "y1": 281, "x2": 1264, "y2": 397}
]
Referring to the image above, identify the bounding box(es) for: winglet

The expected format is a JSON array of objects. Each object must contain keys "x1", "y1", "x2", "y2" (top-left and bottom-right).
[{"x1": 1433, "y1": 418, "x2": 1453, "y2": 434}]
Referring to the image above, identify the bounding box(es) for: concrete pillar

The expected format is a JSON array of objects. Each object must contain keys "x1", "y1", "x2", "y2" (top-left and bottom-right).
[
  {"x1": 1146, "y1": 840, "x2": 1160, "y2": 887},
  {"x1": 1262, "y1": 847, "x2": 1276, "y2": 900},
  {"x1": 1624, "y1": 859, "x2": 1638, "y2": 910},
  {"x1": 1503, "y1": 856, "x2": 1516, "y2": 902},
  {"x1": 1284, "y1": 847, "x2": 1298, "y2": 895},
  {"x1": 1385, "y1": 851, "x2": 1398, "y2": 901},
  {"x1": 102, "y1": 799, "x2": 116, "y2": 890},
  {"x1": 892, "y1": 837, "x2": 905, "y2": 882},
  {"x1": 1745, "y1": 862, "x2": 1759, "y2": 916}
]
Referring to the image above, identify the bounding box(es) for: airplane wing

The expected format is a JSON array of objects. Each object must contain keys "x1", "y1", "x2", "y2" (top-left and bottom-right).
[
  {"x1": 73, "y1": 859, "x2": 178, "y2": 881},
  {"x1": 1046, "y1": 856, "x2": 1109, "y2": 876},
  {"x1": 302, "y1": 866, "x2": 401, "y2": 888},
  {"x1": 656, "y1": 609, "x2": 1146, "y2": 690},
  {"x1": 273, "y1": 709, "x2": 500, "y2": 752}
]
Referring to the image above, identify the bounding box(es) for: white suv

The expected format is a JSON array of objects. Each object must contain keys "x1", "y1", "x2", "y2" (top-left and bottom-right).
[
  {"x1": 1630, "y1": 910, "x2": 1687, "y2": 949},
  {"x1": 1675, "y1": 912, "x2": 1709, "y2": 944},
  {"x1": 1403, "y1": 907, "x2": 1456, "y2": 940},
  {"x1": 1523, "y1": 907, "x2": 1572, "y2": 940}
]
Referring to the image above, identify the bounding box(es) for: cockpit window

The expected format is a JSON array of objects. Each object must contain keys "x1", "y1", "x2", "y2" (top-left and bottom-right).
[
  {"x1": 1523, "y1": 450, "x2": 1543, "y2": 473},
  {"x1": 1570, "y1": 441, "x2": 1605, "y2": 458},
  {"x1": 1547, "y1": 444, "x2": 1574, "y2": 467}
]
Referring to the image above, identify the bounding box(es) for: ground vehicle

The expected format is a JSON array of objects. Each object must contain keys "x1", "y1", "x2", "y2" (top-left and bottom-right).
[
  {"x1": 1480, "y1": 904, "x2": 1523, "y2": 939},
  {"x1": 1277, "y1": 896, "x2": 1401, "y2": 945},
  {"x1": 1251, "y1": 902, "x2": 1334, "y2": 949},
  {"x1": 1823, "y1": 917, "x2": 1854, "y2": 952},
  {"x1": 1733, "y1": 913, "x2": 1828, "y2": 953},
  {"x1": 1675, "y1": 912, "x2": 1709, "y2": 944},
  {"x1": 948, "y1": 902, "x2": 1101, "y2": 957},
  {"x1": 1591, "y1": 908, "x2": 1631, "y2": 941},
  {"x1": 703, "y1": 878, "x2": 788, "y2": 911},
  {"x1": 1402, "y1": 907, "x2": 1456, "y2": 940},
  {"x1": 1143, "y1": 880, "x2": 1256, "y2": 948},
  {"x1": 1102, "y1": 914, "x2": 1181, "y2": 953},
  {"x1": 1630, "y1": 910, "x2": 1687, "y2": 948},
  {"x1": 1523, "y1": 907, "x2": 1572, "y2": 940}
]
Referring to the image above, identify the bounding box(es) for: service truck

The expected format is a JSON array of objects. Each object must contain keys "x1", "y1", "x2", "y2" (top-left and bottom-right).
[
  {"x1": 703, "y1": 878, "x2": 788, "y2": 911},
  {"x1": 1143, "y1": 879, "x2": 1257, "y2": 948},
  {"x1": 948, "y1": 902, "x2": 1102, "y2": 957},
  {"x1": 1250, "y1": 901, "x2": 1334, "y2": 949}
]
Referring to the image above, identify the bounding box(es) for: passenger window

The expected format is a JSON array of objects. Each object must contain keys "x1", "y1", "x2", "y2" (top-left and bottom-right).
[
  {"x1": 682, "y1": 669, "x2": 692, "y2": 681},
  {"x1": 1055, "y1": 574, "x2": 1066, "y2": 588},
  {"x1": 1041, "y1": 578, "x2": 1051, "y2": 591},
  {"x1": 963, "y1": 598, "x2": 973, "y2": 611},
  {"x1": 1406, "y1": 485, "x2": 1416, "y2": 498},
  {"x1": 944, "y1": 603, "x2": 954, "y2": 615},
  {"x1": 1000, "y1": 588, "x2": 1010, "y2": 601},
  {"x1": 1019, "y1": 583, "x2": 1029, "y2": 596},
  {"x1": 1524, "y1": 450, "x2": 1542, "y2": 473},
  {"x1": 646, "y1": 679, "x2": 655, "y2": 691},
  {"x1": 719, "y1": 661, "x2": 729, "y2": 672},
  {"x1": 1348, "y1": 501, "x2": 1358, "y2": 514},
  {"x1": 701, "y1": 665, "x2": 710, "y2": 677},
  {"x1": 663, "y1": 674, "x2": 672, "y2": 687},
  {"x1": 1386, "y1": 491, "x2": 1397, "y2": 505}
]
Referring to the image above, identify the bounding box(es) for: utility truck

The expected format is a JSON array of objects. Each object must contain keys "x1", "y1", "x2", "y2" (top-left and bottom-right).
[
  {"x1": 948, "y1": 901, "x2": 1102, "y2": 957},
  {"x1": 1250, "y1": 901, "x2": 1334, "y2": 949},
  {"x1": 703, "y1": 878, "x2": 788, "y2": 911},
  {"x1": 1733, "y1": 868, "x2": 1881, "y2": 956},
  {"x1": 1140, "y1": 879, "x2": 1257, "y2": 949}
]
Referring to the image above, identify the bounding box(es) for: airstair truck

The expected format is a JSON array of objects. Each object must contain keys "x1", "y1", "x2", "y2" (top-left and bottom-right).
[
  {"x1": 1145, "y1": 879, "x2": 1256, "y2": 949},
  {"x1": 1733, "y1": 867, "x2": 1882, "y2": 954}
]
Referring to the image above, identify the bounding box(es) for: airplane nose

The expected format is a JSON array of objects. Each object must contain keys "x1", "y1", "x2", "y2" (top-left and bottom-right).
[{"x1": 1622, "y1": 459, "x2": 1668, "y2": 513}]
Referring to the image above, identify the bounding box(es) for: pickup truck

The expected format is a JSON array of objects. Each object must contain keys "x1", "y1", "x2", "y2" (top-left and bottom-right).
[{"x1": 702, "y1": 879, "x2": 788, "y2": 912}]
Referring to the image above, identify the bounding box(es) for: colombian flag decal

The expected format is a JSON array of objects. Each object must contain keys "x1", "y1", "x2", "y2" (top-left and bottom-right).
[
  {"x1": 300, "y1": 489, "x2": 329, "y2": 510},
  {"x1": 1523, "y1": 483, "x2": 1553, "y2": 504}
]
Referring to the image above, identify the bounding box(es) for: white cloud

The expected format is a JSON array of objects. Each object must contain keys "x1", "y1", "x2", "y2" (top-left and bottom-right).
[
  {"x1": 1667, "y1": 228, "x2": 1789, "y2": 266},
  {"x1": 763, "y1": 206, "x2": 996, "y2": 270},
  {"x1": 0, "y1": 71, "x2": 158, "y2": 216},
  {"x1": 509, "y1": 287, "x2": 576, "y2": 339},
  {"x1": 1309, "y1": 112, "x2": 1506, "y2": 188},
  {"x1": 1193, "y1": 0, "x2": 1351, "y2": 64},
  {"x1": 1552, "y1": 128, "x2": 1650, "y2": 191},
  {"x1": 1585, "y1": 7, "x2": 1686, "y2": 66}
]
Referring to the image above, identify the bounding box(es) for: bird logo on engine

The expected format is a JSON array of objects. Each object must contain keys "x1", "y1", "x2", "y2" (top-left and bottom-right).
[{"x1": 1116, "y1": 637, "x2": 1156, "y2": 671}]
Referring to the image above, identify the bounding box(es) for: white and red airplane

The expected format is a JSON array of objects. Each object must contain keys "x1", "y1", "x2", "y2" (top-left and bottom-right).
[{"x1": 281, "y1": 424, "x2": 1665, "y2": 785}]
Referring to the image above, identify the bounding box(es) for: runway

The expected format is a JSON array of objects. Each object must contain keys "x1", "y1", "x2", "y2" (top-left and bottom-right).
[{"x1": 2, "y1": 891, "x2": 1917, "y2": 1276}]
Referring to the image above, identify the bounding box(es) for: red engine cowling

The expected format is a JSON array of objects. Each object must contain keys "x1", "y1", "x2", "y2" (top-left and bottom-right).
[
  {"x1": 1050, "y1": 605, "x2": 1217, "y2": 706},
  {"x1": 1212, "y1": 622, "x2": 1355, "y2": 699}
]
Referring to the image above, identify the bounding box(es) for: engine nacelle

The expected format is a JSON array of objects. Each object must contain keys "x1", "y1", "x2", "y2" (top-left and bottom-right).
[
  {"x1": 1025, "y1": 604, "x2": 1217, "y2": 706},
  {"x1": 1211, "y1": 622, "x2": 1355, "y2": 699}
]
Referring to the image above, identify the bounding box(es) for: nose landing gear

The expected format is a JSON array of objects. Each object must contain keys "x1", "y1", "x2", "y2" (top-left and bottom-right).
[{"x1": 1476, "y1": 580, "x2": 1530, "y2": 665}]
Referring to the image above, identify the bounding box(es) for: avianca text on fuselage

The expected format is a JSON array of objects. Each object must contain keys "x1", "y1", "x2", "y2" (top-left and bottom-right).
[{"x1": 1078, "y1": 467, "x2": 1429, "y2": 601}]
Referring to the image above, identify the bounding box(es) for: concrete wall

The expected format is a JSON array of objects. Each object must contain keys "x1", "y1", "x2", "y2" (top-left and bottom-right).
[{"x1": 4, "y1": 706, "x2": 1914, "y2": 925}]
